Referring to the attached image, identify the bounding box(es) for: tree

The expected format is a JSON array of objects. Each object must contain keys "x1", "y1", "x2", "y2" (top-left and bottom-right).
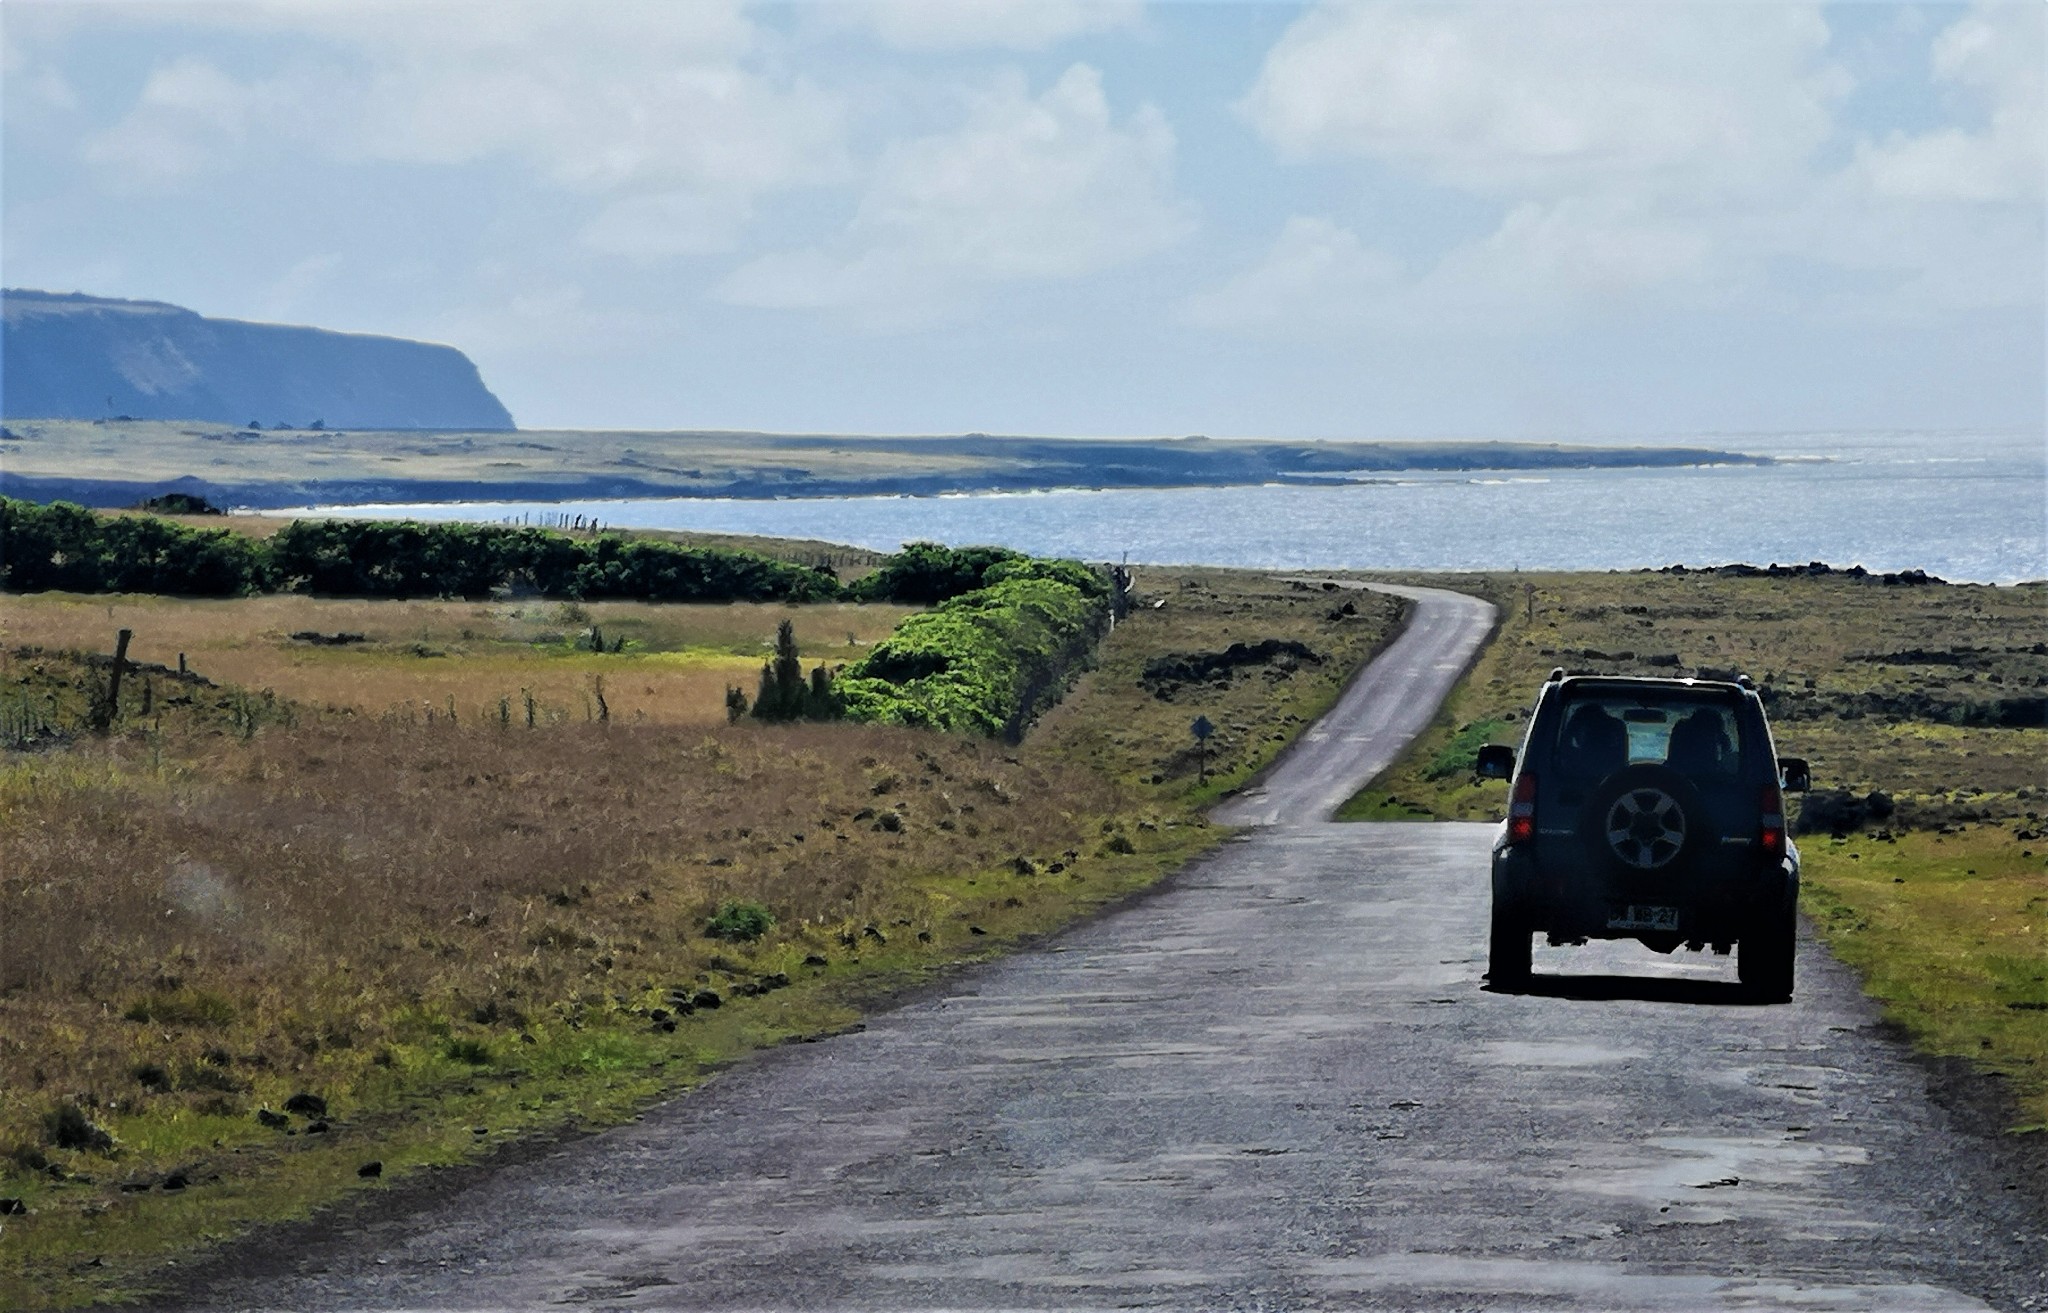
[
  {"x1": 750, "y1": 621, "x2": 841, "y2": 722},
  {"x1": 852, "y1": 542, "x2": 1023, "y2": 604},
  {"x1": 751, "y1": 620, "x2": 808, "y2": 721}
]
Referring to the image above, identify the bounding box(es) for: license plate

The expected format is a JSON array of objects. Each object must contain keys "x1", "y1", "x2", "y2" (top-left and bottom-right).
[{"x1": 1607, "y1": 905, "x2": 1681, "y2": 931}]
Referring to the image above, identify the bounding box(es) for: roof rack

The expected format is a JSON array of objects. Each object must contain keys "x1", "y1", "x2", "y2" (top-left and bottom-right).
[{"x1": 1547, "y1": 667, "x2": 1566, "y2": 682}]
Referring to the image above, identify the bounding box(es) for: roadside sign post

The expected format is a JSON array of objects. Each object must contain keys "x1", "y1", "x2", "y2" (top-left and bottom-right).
[{"x1": 1191, "y1": 714, "x2": 1214, "y2": 782}]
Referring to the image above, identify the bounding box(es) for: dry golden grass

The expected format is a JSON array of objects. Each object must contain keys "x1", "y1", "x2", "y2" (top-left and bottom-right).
[
  {"x1": 0, "y1": 701, "x2": 1209, "y2": 1311},
  {"x1": 0, "y1": 716, "x2": 1121, "y2": 1176},
  {"x1": 0, "y1": 564, "x2": 1402, "y2": 1305},
  {"x1": 0, "y1": 593, "x2": 913, "y2": 724}
]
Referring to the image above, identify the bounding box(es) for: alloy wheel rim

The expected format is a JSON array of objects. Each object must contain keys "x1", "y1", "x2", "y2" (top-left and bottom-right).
[{"x1": 1606, "y1": 787, "x2": 1686, "y2": 869}]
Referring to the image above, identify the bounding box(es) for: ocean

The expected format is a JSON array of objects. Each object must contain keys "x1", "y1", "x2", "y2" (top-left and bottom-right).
[{"x1": 295, "y1": 430, "x2": 2047, "y2": 585}]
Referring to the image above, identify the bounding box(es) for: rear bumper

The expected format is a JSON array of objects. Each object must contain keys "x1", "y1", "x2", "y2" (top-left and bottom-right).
[{"x1": 1492, "y1": 845, "x2": 1797, "y2": 942}]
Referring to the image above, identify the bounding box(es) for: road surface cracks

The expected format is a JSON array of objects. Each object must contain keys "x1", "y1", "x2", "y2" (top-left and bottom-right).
[{"x1": 164, "y1": 585, "x2": 2044, "y2": 1311}]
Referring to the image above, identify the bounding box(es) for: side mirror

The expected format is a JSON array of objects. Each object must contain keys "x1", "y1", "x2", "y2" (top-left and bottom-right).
[
  {"x1": 1778, "y1": 757, "x2": 1810, "y2": 793},
  {"x1": 1475, "y1": 744, "x2": 1516, "y2": 781}
]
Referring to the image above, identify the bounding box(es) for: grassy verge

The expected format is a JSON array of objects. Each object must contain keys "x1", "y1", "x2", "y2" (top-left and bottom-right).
[
  {"x1": 1801, "y1": 829, "x2": 2047, "y2": 1129},
  {"x1": 1333, "y1": 567, "x2": 2047, "y2": 1130},
  {"x1": 0, "y1": 560, "x2": 1397, "y2": 1307},
  {"x1": 1031, "y1": 570, "x2": 1408, "y2": 809}
]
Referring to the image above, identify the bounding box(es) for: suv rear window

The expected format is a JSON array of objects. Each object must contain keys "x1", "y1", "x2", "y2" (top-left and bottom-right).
[{"x1": 1546, "y1": 690, "x2": 1750, "y2": 783}]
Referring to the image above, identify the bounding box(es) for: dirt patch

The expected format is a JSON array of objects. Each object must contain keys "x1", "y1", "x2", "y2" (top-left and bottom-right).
[{"x1": 1141, "y1": 638, "x2": 1324, "y2": 697}]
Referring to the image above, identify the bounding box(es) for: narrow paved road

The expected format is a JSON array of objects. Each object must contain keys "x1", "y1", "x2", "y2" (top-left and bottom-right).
[
  {"x1": 186, "y1": 586, "x2": 2042, "y2": 1312},
  {"x1": 1213, "y1": 582, "x2": 1496, "y2": 826}
]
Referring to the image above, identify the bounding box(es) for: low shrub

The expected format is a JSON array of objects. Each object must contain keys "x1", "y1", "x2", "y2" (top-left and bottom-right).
[
  {"x1": 839, "y1": 572, "x2": 1108, "y2": 738},
  {"x1": 41, "y1": 1105, "x2": 114, "y2": 1154},
  {"x1": 705, "y1": 900, "x2": 776, "y2": 942},
  {"x1": 443, "y1": 1038, "x2": 494, "y2": 1067}
]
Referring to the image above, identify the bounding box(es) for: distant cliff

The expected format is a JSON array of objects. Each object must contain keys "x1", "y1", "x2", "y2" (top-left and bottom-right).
[{"x1": 1, "y1": 290, "x2": 513, "y2": 430}]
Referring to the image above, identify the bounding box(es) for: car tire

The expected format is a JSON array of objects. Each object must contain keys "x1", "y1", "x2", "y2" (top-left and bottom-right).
[
  {"x1": 1488, "y1": 901, "x2": 1531, "y2": 990},
  {"x1": 1738, "y1": 904, "x2": 1796, "y2": 1002},
  {"x1": 1580, "y1": 764, "x2": 1704, "y2": 879}
]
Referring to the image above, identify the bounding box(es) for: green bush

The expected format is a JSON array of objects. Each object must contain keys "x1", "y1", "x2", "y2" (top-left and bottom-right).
[
  {"x1": 41, "y1": 1103, "x2": 114, "y2": 1153},
  {"x1": 443, "y1": 1037, "x2": 494, "y2": 1066},
  {"x1": 851, "y1": 542, "x2": 1026, "y2": 604},
  {"x1": 705, "y1": 900, "x2": 776, "y2": 942},
  {"x1": 1, "y1": 498, "x2": 271, "y2": 596},
  {"x1": 0, "y1": 499, "x2": 839, "y2": 604},
  {"x1": 982, "y1": 554, "x2": 1109, "y2": 599},
  {"x1": 839, "y1": 570, "x2": 1108, "y2": 738},
  {"x1": 268, "y1": 519, "x2": 840, "y2": 603}
]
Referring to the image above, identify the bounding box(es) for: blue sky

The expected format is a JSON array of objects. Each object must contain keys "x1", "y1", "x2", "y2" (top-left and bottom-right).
[{"x1": 4, "y1": 1, "x2": 2042, "y2": 439}]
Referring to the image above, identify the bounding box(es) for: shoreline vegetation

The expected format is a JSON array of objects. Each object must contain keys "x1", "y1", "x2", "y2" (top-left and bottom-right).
[
  {"x1": 0, "y1": 418, "x2": 1773, "y2": 511},
  {"x1": 0, "y1": 506, "x2": 1404, "y2": 1308},
  {"x1": 1333, "y1": 566, "x2": 2048, "y2": 1132}
]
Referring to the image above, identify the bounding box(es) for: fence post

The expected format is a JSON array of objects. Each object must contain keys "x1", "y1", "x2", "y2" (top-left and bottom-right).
[{"x1": 94, "y1": 628, "x2": 133, "y2": 732}]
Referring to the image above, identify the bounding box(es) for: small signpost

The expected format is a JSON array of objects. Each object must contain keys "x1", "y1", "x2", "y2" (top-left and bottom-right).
[{"x1": 1191, "y1": 714, "x2": 1214, "y2": 781}]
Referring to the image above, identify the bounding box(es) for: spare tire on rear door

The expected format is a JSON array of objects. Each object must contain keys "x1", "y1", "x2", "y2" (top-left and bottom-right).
[{"x1": 1580, "y1": 763, "x2": 1703, "y2": 879}]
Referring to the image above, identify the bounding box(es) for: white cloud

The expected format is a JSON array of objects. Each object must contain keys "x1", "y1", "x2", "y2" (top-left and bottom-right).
[
  {"x1": 1240, "y1": 4, "x2": 1845, "y2": 199},
  {"x1": 1855, "y1": 1, "x2": 2043, "y2": 204},
  {"x1": 720, "y1": 64, "x2": 1190, "y2": 324},
  {"x1": 1184, "y1": 216, "x2": 1400, "y2": 331},
  {"x1": 1, "y1": 23, "x2": 77, "y2": 114},
  {"x1": 1207, "y1": 2, "x2": 2040, "y2": 334},
  {"x1": 83, "y1": 57, "x2": 290, "y2": 185},
  {"x1": 827, "y1": 0, "x2": 1143, "y2": 52},
  {"x1": 1192, "y1": 199, "x2": 1721, "y2": 336},
  {"x1": 578, "y1": 192, "x2": 758, "y2": 261},
  {"x1": 256, "y1": 251, "x2": 345, "y2": 320},
  {"x1": 71, "y1": 1, "x2": 847, "y2": 240}
]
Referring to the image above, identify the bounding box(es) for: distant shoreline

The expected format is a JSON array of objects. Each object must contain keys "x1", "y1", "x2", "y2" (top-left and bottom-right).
[{"x1": 0, "y1": 417, "x2": 1772, "y2": 510}]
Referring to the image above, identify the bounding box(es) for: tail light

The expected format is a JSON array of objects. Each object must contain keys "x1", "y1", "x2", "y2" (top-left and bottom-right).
[
  {"x1": 1760, "y1": 783, "x2": 1785, "y2": 860},
  {"x1": 1508, "y1": 771, "x2": 1537, "y2": 845}
]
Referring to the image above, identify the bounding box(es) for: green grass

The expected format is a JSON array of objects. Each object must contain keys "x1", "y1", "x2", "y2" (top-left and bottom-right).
[
  {"x1": 1333, "y1": 789, "x2": 1442, "y2": 822},
  {"x1": 1031, "y1": 571, "x2": 1408, "y2": 809},
  {"x1": 1423, "y1": 717, "x2": 1510, "y2": 780},
  {"x1": 1801, "y1": 827, "x2": 2048, "y2": 1130}
]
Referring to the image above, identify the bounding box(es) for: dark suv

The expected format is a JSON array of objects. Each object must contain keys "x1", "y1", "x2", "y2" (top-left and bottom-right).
[{"x1": 1476, "y1": 671, "x2": 1809, "y2": 1000}]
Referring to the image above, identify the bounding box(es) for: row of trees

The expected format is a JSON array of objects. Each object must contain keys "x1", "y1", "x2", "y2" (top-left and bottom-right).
[
  {"x1": 1, "y1": 500, "x2": 271, "y2": 596},
  {"x1": 267, "y1": 519, "x2": 846, "y2": 603},
  {"x1": 1, "y1": 500, "x2": 1098, "y2": 614},
  {"x1": 0, "y1": 500, "x2": 840, "y2": 603}
]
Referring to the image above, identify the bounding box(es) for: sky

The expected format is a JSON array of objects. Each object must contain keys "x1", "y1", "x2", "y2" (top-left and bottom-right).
[{"x1": 3, "y1": 1, "x2": 2043, "y2": 439}]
